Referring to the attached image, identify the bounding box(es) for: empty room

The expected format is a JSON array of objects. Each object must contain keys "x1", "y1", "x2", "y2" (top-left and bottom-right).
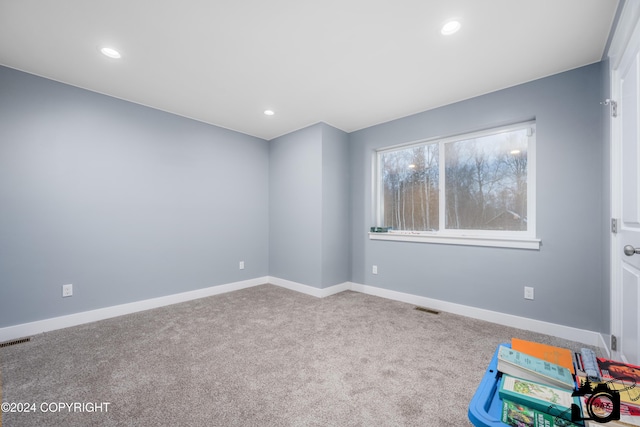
[{"x1": 1, "y1": 1, "x2": 637, "y2": 426}]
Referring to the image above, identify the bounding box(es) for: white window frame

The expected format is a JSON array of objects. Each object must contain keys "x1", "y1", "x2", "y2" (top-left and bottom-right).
[{"x1": 370, "y1": 121, "x2": 540, "y2": 250}]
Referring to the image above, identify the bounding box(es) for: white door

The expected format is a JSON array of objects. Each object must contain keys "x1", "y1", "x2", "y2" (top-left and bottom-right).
[{"x1": 611, "y1": 5, "x2": 640, "y2": 365}]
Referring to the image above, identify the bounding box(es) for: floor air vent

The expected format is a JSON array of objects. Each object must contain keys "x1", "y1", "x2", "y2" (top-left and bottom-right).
[
  {"x1": 414, "y1": 306, "x2": 440, "y2": 315},
  {"x1": 0, "y1": 337, "x2": 31, "y2": 348}
]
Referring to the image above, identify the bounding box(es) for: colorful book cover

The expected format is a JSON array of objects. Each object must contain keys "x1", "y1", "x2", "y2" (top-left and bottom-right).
[
  {"x1": 579, "y1": 395, "x2": 640, "y2": 426},
  {"x1": 576, "y1": 375, "x2": 640, "y2": 406},
  {"x1": 502, "y1": 399, "x2": 583, "y2": 427},
  {"x1": 499, "y1": 374, "x2": 580, "y2": 422},
  {"x1": 498, "y1": 345, "x2": 576, "y2": 390},
  {"x1": 512, "y1": 338, "x2": 576, "y2": 374},
  {"x1": 597, "y1": 358, "x2": 640, "y2": 385}
]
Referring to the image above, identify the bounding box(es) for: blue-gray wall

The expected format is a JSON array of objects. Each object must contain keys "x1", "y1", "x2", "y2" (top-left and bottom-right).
[
  {"x1": 268, "y1": 122, "x2": 351, "y2": 288},
  {"x1": 1, "y1": 61, "x2": 610, "y2": 334},
  {"x1": 349, "y1": 63, "x2": 606, "y2": 332},
  {"x1": 0, "y1": 66, "x2": 270, "y2": 327},
  {"x1": 321, "y1": 124, "x2": 351, "y2": 287},
  {"x1": 269, "y1": 124, "x2": 324, "y2": 286}
]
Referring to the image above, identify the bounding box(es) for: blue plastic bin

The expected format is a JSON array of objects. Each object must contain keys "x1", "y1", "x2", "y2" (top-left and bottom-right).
[{"x1": 468, "y1": 343, "x2": 510, "y2": 427}]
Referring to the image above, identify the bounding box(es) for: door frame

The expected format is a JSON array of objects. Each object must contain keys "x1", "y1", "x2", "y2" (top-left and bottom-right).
[{"x1": 608, "y1": 1, "x2": 640, "y2": 361}]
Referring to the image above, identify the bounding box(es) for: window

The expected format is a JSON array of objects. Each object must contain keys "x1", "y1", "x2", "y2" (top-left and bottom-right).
[{"x1": 372, "y1": 121, "x2": 539, "y2": 249}]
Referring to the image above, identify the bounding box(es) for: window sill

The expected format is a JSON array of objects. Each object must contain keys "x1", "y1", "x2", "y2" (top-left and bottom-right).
[{"x1": 368, "y1": 231, "x2": 541, "y2": 250}]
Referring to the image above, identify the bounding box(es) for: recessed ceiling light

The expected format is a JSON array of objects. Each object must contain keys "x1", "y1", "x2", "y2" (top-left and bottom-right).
[
  {"x1": 441, "y1": 20, "x2": 461, "y2": 35},
  {"x1": 100, "y1": 47, "x2": 121, "y2": 59},
  {"x1": 264, "y1": 110, "x2": 275, "y2": 116}
]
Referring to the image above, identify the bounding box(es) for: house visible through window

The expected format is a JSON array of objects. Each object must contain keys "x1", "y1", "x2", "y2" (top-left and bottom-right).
[{"x1": 374, "y1": 121, "x2": 538, "y2": 249}]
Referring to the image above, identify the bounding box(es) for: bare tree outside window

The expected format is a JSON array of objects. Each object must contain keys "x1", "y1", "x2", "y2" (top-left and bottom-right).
[
  {"x1": 378, "y1": 123, "x2": 532, "y2": 234},
  {"x1": 380, "y1": 143, "x2": 439, "y2": 231},
  {"x1": 445, "y1": 129, "x2": 528, "y2": 231}
]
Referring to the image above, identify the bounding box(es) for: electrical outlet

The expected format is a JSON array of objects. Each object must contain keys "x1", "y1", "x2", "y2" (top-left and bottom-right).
[
  {"x1": 239, "y1": 261, "x2": 245, "y2": 270},
  {"x1": 372, "y1": 265, "x2": 378, "y2": 275},
  {"x1": 62, "y1": 284, "x2": 73, "y2": 298},
  {"x1": 524, "y1": 286, "x2": 534, "y2": 300}
]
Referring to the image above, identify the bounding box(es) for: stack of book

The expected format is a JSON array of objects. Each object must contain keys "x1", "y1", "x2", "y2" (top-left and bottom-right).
[
  {"x1": 497, "y1": 340, "x2": 581, "y2": 427},
  {"x1": 496, "y1": 338, "x2": 640, "y2": 427}
]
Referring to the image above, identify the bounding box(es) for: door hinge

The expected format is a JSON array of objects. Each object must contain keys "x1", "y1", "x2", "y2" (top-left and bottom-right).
[
  {"x1": 602, "y1": 99, "x2": 618, "y2": 117},
  {"x1": 611, "y1": 335, "x2": 618, "y2": 351},
  {"x1": 611, "y1": 218, "x2": 618, "y2": 234}
]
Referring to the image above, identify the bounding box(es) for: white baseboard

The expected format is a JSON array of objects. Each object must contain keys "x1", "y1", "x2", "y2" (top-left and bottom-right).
[
  {"x1": 350, "y1": 282, "x2": 604, "y2": 348},
  {"x1": 599, "y1": 333, "x2": 612, "y2": 358},
  {"x1": 0, "y1": 276, "x2": 605, "y2": 350},
  {"x1": 268, "y1": 276, "x2": 351, "y2": 298},
  {"x1": 0, "y1": 277, "x2": 268, "y2": 343}
]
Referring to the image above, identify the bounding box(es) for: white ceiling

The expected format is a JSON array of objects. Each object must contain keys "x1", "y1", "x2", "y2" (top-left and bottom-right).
[{"x1": 0, "y1": 0, "x2": 620, "y2": 140}]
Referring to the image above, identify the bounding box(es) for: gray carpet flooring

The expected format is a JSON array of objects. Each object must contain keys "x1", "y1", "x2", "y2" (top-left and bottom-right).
[{"x1": 0, "y1": 284, "x2": 596, "y2": 426}]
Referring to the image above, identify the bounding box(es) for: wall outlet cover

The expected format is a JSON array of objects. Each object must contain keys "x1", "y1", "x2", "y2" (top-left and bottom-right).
[
  {"x1": 62, "y1": 284, "x2": 73, "y2": 297},
  {"x1": 524, "y1": 286, "x2": 534, "y2": 300}
]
